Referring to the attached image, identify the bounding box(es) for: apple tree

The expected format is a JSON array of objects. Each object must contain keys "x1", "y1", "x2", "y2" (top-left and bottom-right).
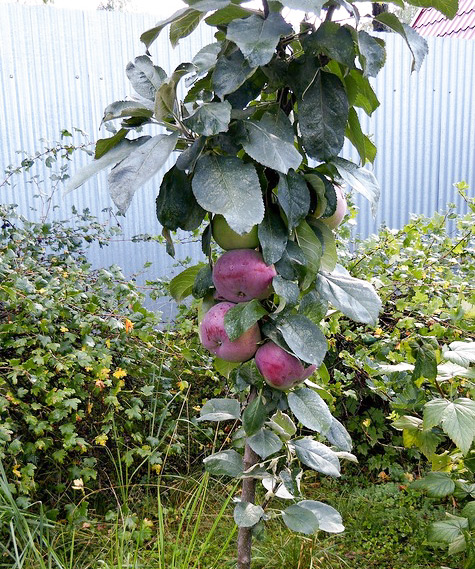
[{"x1": 68, "y1": 0, "x2": 458, "y2": 566}]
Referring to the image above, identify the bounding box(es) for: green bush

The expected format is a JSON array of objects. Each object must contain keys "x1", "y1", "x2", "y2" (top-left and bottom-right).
[{"x1": 0, "y1": 205, "x2": 195, "y2": 507}]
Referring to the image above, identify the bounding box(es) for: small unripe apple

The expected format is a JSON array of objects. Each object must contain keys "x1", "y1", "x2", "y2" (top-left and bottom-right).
[
  {"x1": 255, "y1": 341, "x2": 316, "y2": 390},
  {"x1": 199, "y1": 301, "x2": 261, "y2": 362},
  {"x1": 212, "y1": 215, "x2": 259, "y2": 250},
  {"x1": 213, "y1": 249, "x2": 277, "y2": 303},
  {"x1": 320, "y1": 186, "x2": 347, "y2": 230}
]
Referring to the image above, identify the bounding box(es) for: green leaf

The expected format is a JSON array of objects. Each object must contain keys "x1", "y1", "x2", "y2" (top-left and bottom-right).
[
  {"x1": 156, "y1": 166, "x2": 206, "y2": 231},
  {"x1": 298, "y1": 500, "x2": 344, "y2": 533},
  {"x1": 272, "y1": 276, "x2": 300, "y2": 313},
  {"x1": 203, "y1": 449, "x2": 244, "y2": 477},
  {"x1": 155, "y1": 64, "x2": 194, "y2": 122},
  {"x1": 316, "y1": 265, "x2": 382, "y2": 325},
  {"x1": 412, "y1": 342, "x2": 438, "y2": 382},
  {"x1": 176, "y1": 137, "x2": 206, "y2": 172},
  {"x1": 280, "y1": 0, "x2": 325, "y2": 12},
  {"x1": 343, "y1": 69, "x2": 380, "y2": 116},
  {"x1": 102, "y1": 100, "x2": 154, "y2": 123},
  {"x1": 295, "y1": 220, "x2": 323, "y2": 290},
  {"x1": 226, "y1": 13, "x2": 293, "y2": 67},
  {"x1": 192, "y1": 265, "x2": 214, "y2": 299},
  {"x1": 282, "y1": 504, "x2": 320, "y2": 534},
  {"x1": 292, "y1": 437, "x2": 340, "y2": 477},
  {"x1": 185, "y1": 0, "x2": 231, "y2": 11},
  {"x1": 374, "y1": 13, "x2": 428, "y2": 73},
  {"x1": 248, "y1": 428, "x2": 283, "y2": 459},
  {"x1": 277, "y1": 170, "x2": 310, "y2": 228},
  {"x1": 307, "y1": 219, "x2": 337, "y2": 273},
  {"x1": 298, "y1": 290, "x2": 328, "y2": 325},
  {"x1": 276, "y1": 314, "x2": 328, "y2": 366},
  {"x1": 332, "y1": 157, "x2": 380, "y2": 214},
  {"x1": 184, "y1": 101, "x2": 232, "y2": 136},
  {"x1": 424, "y1": 398, "x2": 475, "y2": 455},
  {"x1": 429, "y1": 515, "x2": 468, "y2": 546},
  {"x1": 242, "y1": 395, "x2": 267, "y2": 436},
  {"x1": 443, "y1": 341, "x2": 475, "y2": 368},
  {"x1": 288, "y1": 387, "x2": 333, "y2": 434},
  {"x1": 404, "y1": 0, "x2": 458, "y2": 20},
  {"x1": 170, "y1": 10, "x2": 205, "y2": 48},
  {"x1": 326, "y1": 417, "x2": 352, "y2": 452},
  {"x1": 234, "y1": 501, "x2": 264, "y2": 528},
  {"x1": 258, "y1": 206, "x2": 288, "y2": 265},
  {"x1": 266, "y1": 410, "x2": 296, "y2": 441},
  {"x1": 198, "y1": 398, "x2": 241, "y2": 422},
  {"x1": 108, "y1": 132, "x2": 179, "y2": 214},
  {"x1": 223, "y1": 299, "x2": 268, "y2": 342},
  {"x1": 241, "y1": 113, "x2": 302, "y2": 174},
  {"x1": 125, "y1": 55, "x2": 167, "y2": 100},
  {"x1": 303, "y1": 22, "x2": 356, "y2": 68},
  {"x1": 298, "y1": 70, "x2": 348, "y2": 162},
  {"x1": 140, "y1": 8, "x2": 193, "y2": 50},
  {"x1": 205, "y1": 5, "x2": 256, "y2": 26},
  {"x1": 190, "y1": 42, "x2": 222, "y2": 77},
  {"x1": 169, "y1": 263, "x2": 206, "y2": 302},
  {"x1": 357, "y1": 31, "x2": 386, "y2": 78},
  {"x1": 275, "y1": 240, "x2": 307, "y2": 282},
  {"x1": 192, "y1": 154, "x2": 264, "y2": 235},
  {"x1": 212, "y1": 50, "x2": 256, "y2": 100},
  {"x1": 94, "y1": 129, "x2": 127, "y2": 160},
  {"x1": 345, "y1": 107, "x2": 370, "y2": 166}
]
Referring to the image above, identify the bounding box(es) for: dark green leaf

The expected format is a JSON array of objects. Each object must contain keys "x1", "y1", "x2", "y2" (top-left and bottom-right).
[
  {"x1": 226, "y1": 13, "x2": 293, "y2": 67},
  {"x1": 288, "y1": 387, "x2": 333, "y2": 434},
  {"x1": 272, "y1": 276, "x2": 300, "y2": 313},
  {"x1": 344, "y1": 69, "x2": 380, "y2": 116},
  {"x1": 223, "y1": 299, "x2": 267, "y2": 342},
  {"x1": 201, "y1": 223, "x2": 212, "y2": 257},
  {"x1": 316, "y1": 266, "x2": 382, "y2": 325},
  {"x1": 125, "y1": 55, "x2": 167, "y2": 100},
  {"x1": 236, "y1": 360, "x2": 262, "y2": 389},
  {"x1": 292, "y1": 437, "x2": 340, "y2": 477},
  {"x1": 156, "y1": 166, "x2": 206, "y2": 231},
  {"x1": 192, "y1": 155, "x2": 264, "y2": 234},
  {"x1": 303, "y1": 22, "x2": 356, "y2": 68},
  {"x1": 275, "y1": 240, "x2": 307, "y2": 282},
  {"x1": 203, "y1": 449, "x2": 244, "y2": 477},
  {"x1": 108, "y1": 132, "x2": 179, "y2": 214},
  {"x1": 282, "y1": 504, "x2": 320, "y2": 534},
  {"x1": 412, "y1": 343, "x2": 438, "y2": 382},
  {"x1": 205, "y1": 4, "x2": 255, "y2": 25},
  {"x1": 298, "y1": 290, "x2": 328, "y2": 325},
  {"x1": 258, "y1": 206, "x2": 288, "y2": 265},
  {"x1": 275, "y1": 314, "x2": 328, "y2": 366},
  {"x1": 242, "y1": 395, "x2": 267, "y2": 436},
  {"x1": 212, "y1": 50, "x2": 256, "y2": 100},
  {"x1": 277, "y1": 170, "x2": 310, "y2": 229},
  {"x1": 184, "y1": 101, "x2": 232, "y2": 136},
  {"x1": 170, "y1": 9, "x2": 204, "y2": 48},
  {"x1": 374, "y1": 13, "x2": 428, "y2": 72},
  {"x1": 357, "y1": 31, "x2": 386, "y2": 78},
  {"x1": 169, "y1": 263, "x2": 206, "y2": 301},
  {"x1": 298, "y1": 70, "x2": 348, "y2": 161},
  {"x1": 192, "y1": 265, "x2": 214, "y2": 299},
  {"x1": 162, "y1": 227, "x2": 175, "y2": 258},
  {"x1": 295, "y1": 220, "x2": 322, "y2": 289},
  {"x1": 198, "y1": 398, "x2": 241, "y2": 422},
  {"x1": 176, "y1": 136, "x2": 206, "y2": 172},
  {"x1": 248, "y1": 428, "x2": 283, "y2": 459},
  {"x1": 94, "y1": 129, "x2": 127, "y2": 160},
  {"x1": 412, "y1": 472, "x2": 456, "y2": 498}
]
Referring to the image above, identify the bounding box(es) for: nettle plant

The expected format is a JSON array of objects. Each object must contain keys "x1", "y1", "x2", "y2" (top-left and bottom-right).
[{"x1": 69, "y1": 0, "x2": 456, "y2": 565}]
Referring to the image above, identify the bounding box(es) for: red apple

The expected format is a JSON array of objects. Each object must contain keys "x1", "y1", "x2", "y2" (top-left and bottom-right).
[
  {"x1": 199, "y1": 301, "x2": 261, "y2": 362},
  {"x1": 213, "y1": 249, "x2": 277, "y2": 303},
  {"x1": 255, "y1": 341, "x2": 316, "y2": 390},
  {"x1": 320, "y1": 186, "x2": 347, "y2": 230},
  {"x1": 212, "y1": 214, "x2": 259, "y2": 250}
]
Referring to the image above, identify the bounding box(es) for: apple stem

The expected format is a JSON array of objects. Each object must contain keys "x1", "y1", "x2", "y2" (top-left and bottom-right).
[{"x1": 237, "y1": 386, "x2": 260, "y2": 569}]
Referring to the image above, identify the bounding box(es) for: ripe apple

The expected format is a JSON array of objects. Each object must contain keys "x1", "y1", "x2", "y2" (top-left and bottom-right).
[
  {"x1": 199, "y1": 301, "x2": 261, "y2": 362},
  {"x1": 255, "y1": 341, "x2": 316, "y2": 390},
  {"x1": 212, "y1": 214, "x2": 259, "y2": 250},
  {"x1": 320, "y1": 186, "x2": 347, "y2": 230},
  {"x1": 213, "y1": 249, "x2": 277, "y2": 303}
]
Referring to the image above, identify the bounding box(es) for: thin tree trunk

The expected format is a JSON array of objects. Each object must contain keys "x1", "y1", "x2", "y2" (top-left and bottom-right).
[{"x1": 236, "y1": 387, "x2": 260, "y2": 569}]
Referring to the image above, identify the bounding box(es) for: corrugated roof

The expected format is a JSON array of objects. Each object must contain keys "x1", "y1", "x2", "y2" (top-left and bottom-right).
[{"x1": 412, "y1": 0, "x2": 475, "y2": 38}]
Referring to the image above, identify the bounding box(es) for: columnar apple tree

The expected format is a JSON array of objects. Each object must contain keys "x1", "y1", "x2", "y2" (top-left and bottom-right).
[{"x1": 68, "y1": 0, "x2": 457, "y2": 566}]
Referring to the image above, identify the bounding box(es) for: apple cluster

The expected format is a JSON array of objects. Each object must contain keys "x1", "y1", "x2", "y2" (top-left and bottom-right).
[{"x1": 198, "y1": 215, "x2": 317, "y2": 391}]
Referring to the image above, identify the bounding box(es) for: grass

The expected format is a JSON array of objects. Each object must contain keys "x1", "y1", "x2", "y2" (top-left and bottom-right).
[{"x1": 1, "y1": 466, "x2": 456, "y2": 569}]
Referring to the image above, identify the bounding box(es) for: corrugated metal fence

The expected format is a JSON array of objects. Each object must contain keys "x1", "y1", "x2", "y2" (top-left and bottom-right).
[{"x1": 1, "y1": 4, "x2": 474, "y2": 310}]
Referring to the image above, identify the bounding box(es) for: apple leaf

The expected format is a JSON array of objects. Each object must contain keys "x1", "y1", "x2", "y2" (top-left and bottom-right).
[
  {"x1": 183, "y1": 101, "x2": 232, "y2": 136},
  {"x1": 298, "y1": 70, "x2": 348, "y2": 162},
  {"x1": 258, "y1": 206, "x2": 288, "y2": 265},
  {"x1": 280, "y1": 0, "x2": 326, "y2": 13},
  {"x1": 288, "y1": 387, "x2": 333, "y2": 434},
  {"x1": 298, "y1": 500, "x2": 345, "y2": 533},
  {"x1": 212, "y1": 50, "x2": 256, "y2": 100},
  {"x1": 169, "y1": 263, "x2": 206, "y2": 302},
  {"x1": 292, "y1": 437, "x2": 341, "y2": 477},
  {"x1": 307, "y1": 219, "x2": 337, "y2": 273},
  {"x1": 303, "y1": 22, "x2": 356, "y2": 69},
  {"x1": 156, "y1": 166, "x2": 205, "y2": 232},
  {"x1": 226, "y1": 13, "x2": 293, "y2": 68},
  {"x1": 184, "y1": 0, "x2": 231, "y2": 11},
  {"x1": 316, "y1": 266, "x2": 382, "y2": 325},
  {"x1": 295, "y1": 220, "x2": 323, "y2": 290},
  {"x1": 102, "y1": 100, "x2": 154, "y2": 123},
  {"x1": 224, "y1": 299, "x2": 268, "y2": 342},
  {"x1": 242, "y1": 395, "x2": 267, "y2": 436},
  {"x1": 205, "y1": 4, "x2": 256, "y2": 26},
  {"x1": 108, "y1": 132, "x2": 179, "y2": 214},
  {"x1": 277, "y1": 170, "x2": 310, "y2": 228},
  {"x1": 298, "y1": 290, "x2": 328, "y2": 325},
  {"x1": 197, "y1": 398, "x2": 241, "y2": 422},
  {"x1": 248, "y1": 428, "x2": 283, "y2": 459},
  {"x1": 326, "y1": 417, "x2": 353, "y2": 452},
  {"x1": 272, "y1": 276, "x2": 300, "y2": 314},
  {"x1": 189, "y1": 42, "x2": 222, "y2": 78},
  {"x1": 357, "y1": 31, "x2": 386, "y2": 78},
  {"x1": 203, "y1": 449, "x2": 244, "y2": 477},
  {"x1": 275, "y1": 313, "x2": 328, "y2": 366},
  {"x1": 332, "y1": 157, "x2": 380, "y2": 214},
  {"x1": 192, "y1": 265, "x2": 214, "y2": 299},
  {"x1": 282, "y1": 504, "x2": 320, "y2": 534},
  {"x1": 125, "y1": 55, "x2": 167, "y2": 100},
  {"x1": 234, "y1": 501, "x2": 264, "y2": 528},
  {"x1": 140, "y1": 8, "x2": 192, "y2": 50},
  {"x1": 275, "y1": 241, "x2": 307, "y2": 282},
  {"x1": 266, "y1": 411, "x2": 297, "y2": 441},
  {"x1": 170, "y1": 9, "x2": 205, "y2": 47}
]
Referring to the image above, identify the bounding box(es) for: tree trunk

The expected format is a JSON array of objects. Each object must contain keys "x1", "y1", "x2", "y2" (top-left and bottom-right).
[{"x1": 236, "y1": 387, "x2": 260, "y2": 569}]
